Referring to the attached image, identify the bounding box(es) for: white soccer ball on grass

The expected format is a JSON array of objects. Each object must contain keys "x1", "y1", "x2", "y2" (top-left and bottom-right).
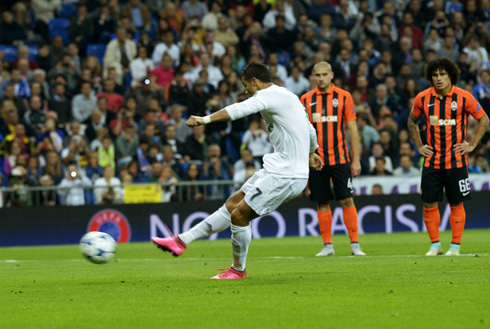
[{"x1": 80, "y1": 231, "x2": 117, "y2": 264}]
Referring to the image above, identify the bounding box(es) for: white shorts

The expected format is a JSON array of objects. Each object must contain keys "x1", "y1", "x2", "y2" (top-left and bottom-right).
[{"x1": 241, "y1": 169, "x2": 307, "y2": 216}]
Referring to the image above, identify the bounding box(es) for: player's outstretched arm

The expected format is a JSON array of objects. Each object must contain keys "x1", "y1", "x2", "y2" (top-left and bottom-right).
[
  {"x1": 408, "y1": 112, "x2": 433, "y2": 157},
  {"x1": 186, "y1": 109, "x2": 233, "y2": 127}
]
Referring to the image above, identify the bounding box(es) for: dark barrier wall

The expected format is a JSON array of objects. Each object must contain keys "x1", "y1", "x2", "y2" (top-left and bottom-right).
[{"x1": 1, "y1": 192, "x2": 489, "y2": 247}]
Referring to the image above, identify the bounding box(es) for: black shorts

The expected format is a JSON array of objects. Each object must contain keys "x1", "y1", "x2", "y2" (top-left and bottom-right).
[
  {"x1": 308, "y1": 164, "x2": 353, "y2": 202},
  {"x1": 421, "y1": 166, "x2": 472, "y2": 204}
]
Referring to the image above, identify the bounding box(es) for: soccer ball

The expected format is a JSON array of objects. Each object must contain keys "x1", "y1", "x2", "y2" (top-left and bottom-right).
[{"x1": 80, "y1": 231, "x2": 117, "y2": 264}]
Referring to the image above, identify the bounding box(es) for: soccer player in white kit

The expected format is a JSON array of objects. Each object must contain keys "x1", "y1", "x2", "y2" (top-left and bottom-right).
[{"x1": 152, "y1": 63, "x2": 323, "y2": 279}]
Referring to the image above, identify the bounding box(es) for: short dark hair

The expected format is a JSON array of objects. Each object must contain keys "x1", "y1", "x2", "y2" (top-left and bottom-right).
[
  {"x1": 241, "y1": 62, "x2": 272, "y2": 83},
  {"x1": 424, "y1": 57, "x2": 460, "y2": 86}
]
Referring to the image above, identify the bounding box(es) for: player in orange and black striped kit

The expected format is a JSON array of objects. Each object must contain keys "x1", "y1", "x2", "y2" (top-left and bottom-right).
[
  {"x1": 300, "y1": 61, "x2": 365, "y2": 256},
  {"x1": 408, "y1": 58, "x2": 489, "y2": 256}
]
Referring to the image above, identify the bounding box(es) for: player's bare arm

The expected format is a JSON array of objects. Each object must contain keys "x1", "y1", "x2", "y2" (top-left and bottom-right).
[
  {"x1": 453, "y1": 113, "x2": 490, "y2": 154},
  {"x1": 186, "y1": 109, "x2": 233, "y2": 127},
  {"x1": 347, "y1": 120, "x2": 361, "y2": 177},
  {"x1": 407, "y1": 112, "x2": 434, "y2": 157}
]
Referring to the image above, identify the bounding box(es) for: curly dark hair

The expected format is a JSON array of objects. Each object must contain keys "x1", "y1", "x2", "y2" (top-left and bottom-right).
[
  {"x1": 241, "y1": 62, "x2": 272, "y2": 83},
  {"x1": 424, "y1": 57, "x2": 460, "y2": 86}
]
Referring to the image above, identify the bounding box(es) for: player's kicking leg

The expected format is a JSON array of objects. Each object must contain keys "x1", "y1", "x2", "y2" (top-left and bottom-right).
[{"x1": 151, "y1": 192, "x2": 243, "y2": 256}]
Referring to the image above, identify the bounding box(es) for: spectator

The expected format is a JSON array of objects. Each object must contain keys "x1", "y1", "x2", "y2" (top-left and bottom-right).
[
  {"x1": 181, "y1": 0, "x2": 208, "y2": 20},
  {"x1": 42, "y1": 150, "x2": 63, "y2": 184},
  {"x1": 152, "y1": 29, "x2": 180, "y2": 67},
  {"x1": 182, "y1": 162, "x2": 206, "y2": 201},
  {"x1": 463, "y1": 34, "x2": 489, "y2": 71},
  {"x1": 57, "y1": 162, "x2": 92, "y2": 206},
  {"x1": 61, "y1": 133, "x2": 90, "y2": 170},
  {"x1": 0, "y1": 122, "x2": 35, "y2": 156},
  {"x1": 116, "y1": 125, "x2": 139, "y2": 166},
  {"x1": 124, "y1": 79, "x2": 164, "y2": 115},
  {"x1": 127, "y1": 159, "x2": 147, "y2": 183},
  {"x1": 149, "y1": 54, "x2": 175, "y2": 88},
  {"x1": 370, "y1": 156, "x2": 392, "y2": 176},
  {"x1": 2, "y1": 84, "x2": 27, "y2": 117},
  {"x1": 393, "y1": 154, "x2": 420, "y2": 177},
  {"x1": 69, "y1": 4, "x2": 94, "y2": 55},
  {"x1": 162, "y1": 124, "x2": 186, "y2": 160},
  {"x1": 215, "y1": 16, "x2": 239, "y2": 48},
  {"x1": 0, "y1": 10, "x2": 26, "y2": 45},
  {"x1": 24, "y1": 95, "x2": 46, "y2": 134},
  {"x1": 202, "y1": 143, "x2": 232, "y2": 200},
  {"x1": 94, "y1": 5, "x2": 117, "y2": 44},
  {"x1": 103, "y1": 27, "x2": 137, "y2": 84},
  {"x1": 6, "y1": 166, "x2": 35, "y2": 207},
  {"x1": 2, "y1": 70, "x2": 30, "y2": 99},
  {"x1": 82, "y1": 150, "x2": 102, "y2": 181},
  {"x1": 158, "y1": 166, "x2": 178, "y2": 202},
  {"x1": 233, "y1": 148, "x2": 261, "y2": 176},
  {"x1": 72, "y1": 81, "x2": 97, "y2": 123},
  {"x1": 371, "y1": 183, "x2": 384, "y2": 195},
  {"x1": 357, "y1": 114, "x2": 380, "y2": 156},
  {"x1": 120, "y1": 0, "x2": 151, "y2": 31},
  {"x1": 202, "y1": 1, "x2": 222, "y2": 31},
  {"x1": 3, "y1": 141, "x2": 27, "y2": 177},
  {"x1": 166, "y1": 70, "x2": 190, "y2": 106},
  {"x1": 191, "y1": 52, "x2": 224, "y2": 89},
  {"x1": 50, "y1": 36, "x2": 67, "y2": 67},
  {"x1": 263, "y1": 0, "x2": 296, "y2": 30},
  {"x1": 284, "y1": 65, "x2": 309, "y2": 96},
  {"x1": 241, "y1": 117, "x2": 272, "y2": 164},
  {"x1": 37, "y1": 173, "x2": 56, "y2": 206},
  {"x1": 94, "y1": 166, "x2": 123, "y2": 205},
  {"x1": 168, "y1": 104, "x2": 191, "y2": 144},
  {"x1": 98, "y1": 135, "x2": 116, "y2": 171},
  {"x1": 187, "y1": 78, "x2": 210, "y2": 117},
  {"x1": 473, "y1": 70, "x2": 490, "y2": 102},
  {"x1": 185, "y1": 125, "x2": 211, "y2": 162},
  {"x1": 368, "y1": 142, "x2": 393, "y2": 173},
  {"x1": 437, "y1": 34, "x2": 459, "y2": 63},
  {"x1": 130, "y1": 46, "x2": 154, "y2": 86},
  {"x1": 161, "y1": 144, "x2": 184, "y2": 179},
  {"x1": 266, "y1": 15, "x2": 296, "y2": 54},
  {"x1": 48, "y1": 83, "x2": 71, "y2": 124},
  {"x1": 97, "y1": 79, "x2": 125, "y2": 112}
]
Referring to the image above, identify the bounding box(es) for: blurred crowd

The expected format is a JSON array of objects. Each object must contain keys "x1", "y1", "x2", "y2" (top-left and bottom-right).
[{"x1": 0, "y1": 0, "x2": 489, "y2": 207}]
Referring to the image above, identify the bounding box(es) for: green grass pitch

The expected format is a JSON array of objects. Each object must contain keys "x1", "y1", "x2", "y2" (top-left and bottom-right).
[{"x1": 1, "y1": 229, "x2": 489, "y2": 329}]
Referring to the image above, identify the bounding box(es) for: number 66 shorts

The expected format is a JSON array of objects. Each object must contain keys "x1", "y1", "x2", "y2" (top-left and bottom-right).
[
  {"x1": 241, "y1": 169, "x2": 308, "y2": 216},
  {"x1": 421, "y1": 166, "x2": 472, "y2": 204}
]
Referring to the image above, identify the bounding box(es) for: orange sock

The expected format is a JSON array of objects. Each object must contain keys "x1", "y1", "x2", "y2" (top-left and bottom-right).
[
  {"x1": 450, "y1": 204, "x2": 466, "y2": 244},
  {"x1": 317, "y1": 210, "x2": 332, "y2": 244},
  {"x1": 424, "y1": 206, "x2": 440, "y2": 243},
  {"x1": 343, "y1": 206, "x2": 359, "y2": 243}
]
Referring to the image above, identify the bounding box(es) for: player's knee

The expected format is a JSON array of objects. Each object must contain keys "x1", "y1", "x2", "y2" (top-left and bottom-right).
[
  {"x1": 231, "y1": 208, "x2": 249, "y2": 226},
  {"x1": 340, "y1": 198, "x2": 354, "y2": 208}
]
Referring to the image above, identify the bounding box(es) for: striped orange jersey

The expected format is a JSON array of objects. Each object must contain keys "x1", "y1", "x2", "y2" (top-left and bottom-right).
[
  {"x1": 411, "y1": 85, "x2": 485, "y2": 169},
  {"x1": 300, "y1": 84, "x2": 356, "y2": 166}
]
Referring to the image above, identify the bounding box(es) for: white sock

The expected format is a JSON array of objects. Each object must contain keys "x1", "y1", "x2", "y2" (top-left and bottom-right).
[
  {"x1": 178, "y1": 205, "x2": 231, "y2": 245},
  {"x1": 231, "y1": 224, "x2": 252, "y2": 272}
]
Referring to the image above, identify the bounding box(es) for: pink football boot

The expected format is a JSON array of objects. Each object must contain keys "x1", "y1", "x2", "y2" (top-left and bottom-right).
[
  {"x1": 211, "y1": 267, "x2": 247, "y2": 280},
  {"x1": 151, "y1": 236, "x2": 187, "y2": 257}
]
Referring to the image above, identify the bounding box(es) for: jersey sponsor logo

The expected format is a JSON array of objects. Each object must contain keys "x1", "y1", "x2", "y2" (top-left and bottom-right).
[
  {"x1": 450, "y1": 101, "x2": 458, "y2": 111},
  {"x1": 322, "y1": 116, "x2": 338, "y2": 122},
  {"x1": 332, "y1": 98, "x2": 339, "y2": 107},
  {"x1": 312, "y1": 113, "x2": 321, "y2": 122},
  {"x1": 88, "y1": 209, "x2": 131, "y2": 243},
  {"x1": 429, "y1": 116, "x2": 456, "y2": 126},
  {"x1": 438, "y1": 119, "x2": 456, "y2": 126}
]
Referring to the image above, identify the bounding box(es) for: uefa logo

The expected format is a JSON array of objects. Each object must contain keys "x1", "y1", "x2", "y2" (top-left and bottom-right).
[{"x1": 87, "y1": 209, "x2": 131, "y2": 243}]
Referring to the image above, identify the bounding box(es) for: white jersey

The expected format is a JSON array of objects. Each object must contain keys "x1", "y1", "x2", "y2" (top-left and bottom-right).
[{"x1": 225, "y1": 85, "x2": 318, "y2": 178}]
